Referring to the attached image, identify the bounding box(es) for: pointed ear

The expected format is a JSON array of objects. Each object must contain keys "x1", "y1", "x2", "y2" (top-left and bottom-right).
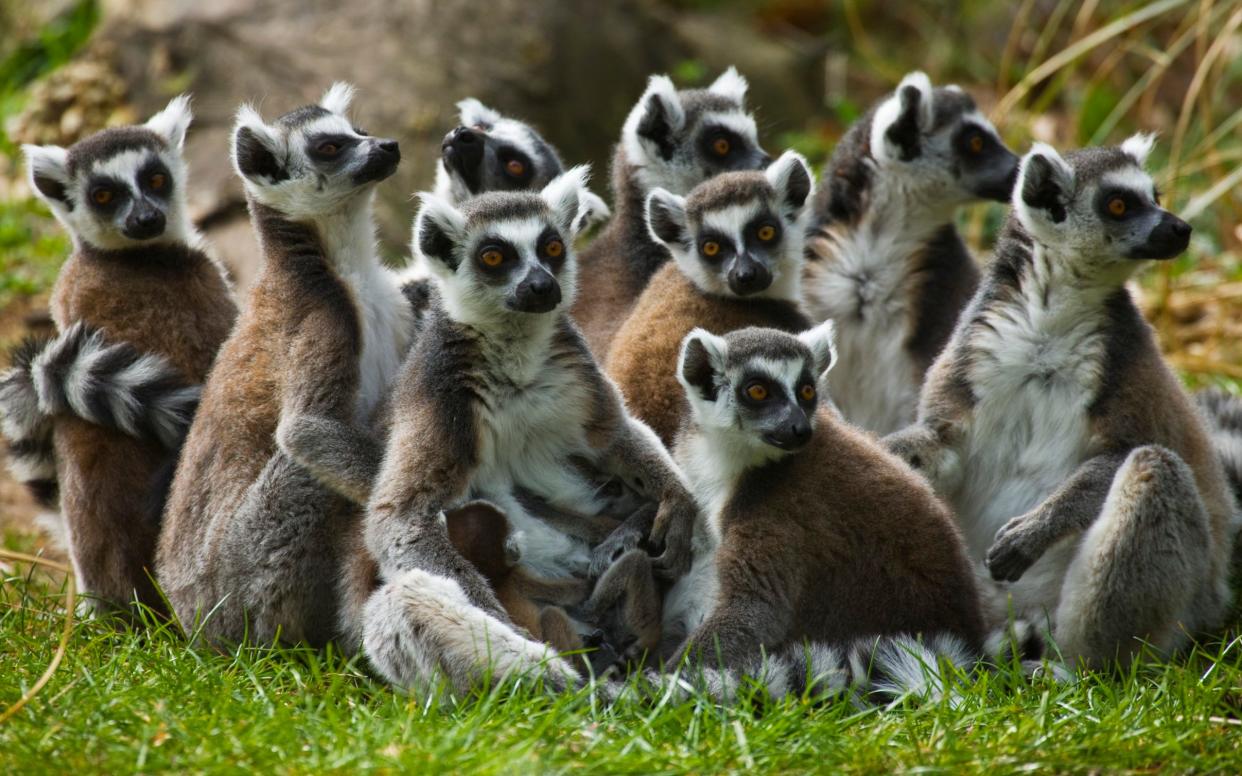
[
  {"x1": 798, "y1": 319, "x2": 837, "y2": 379},
  {"x1": 765, "y1": 150, "x2": 814, "y2": 219},
  {"x1": 146, "y1": 94, "x2": 193, "y2": 150},
  {"x1": 625, "y1": 75, "x2": 685, "y2": 162},
  {"x1": 231, "y1": 105, "x2": 286, "y2": 184},
  {"x1": 707, "y1": 66, "x2": 748, "y2": 104},
  {"x1": 413, "y1": 193, "x2": 466, "y2": 271},
  {"x1": 320, "y1": 81, "x2": 356, "y2": 115},
  {"x1": 1121, "y1": 132, "x2": 1156, "y2": 167},
  {"x1": 541, "y1": 164, "x2": 592, "y2": 236},
  {"x1": 644, "y1": 188, "x2": 688, "y2": 248},
  {"x1": 23, "y1": 144, "x2": 70, "y2": 207},
  {"x1": 871, "y1": 71, "x2": 934, "y2": 163},
  {"x1": 575, "y1": 190, "x2": 611, "y2": 232},
  {"x1": 1015, "y1": 143, "x2": 1075, "y2": 226},
  {"x1": 678, "y1": 328, "x2": 729, "y2": 402},
  {"x1": 456, "y1": 97, "x2": 502, "y2": 129}
]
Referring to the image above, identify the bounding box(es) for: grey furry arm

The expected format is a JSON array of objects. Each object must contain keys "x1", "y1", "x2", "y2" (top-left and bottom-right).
[
  {"x1": 277, "y1": 415, "x2": 383, "y2": 505},
  {"x1": 986, "y1": 451, "x2": 1128, "y2": 582},
  {"x1": 882, "y1": 422, "x2": 963, "y2": 493}
]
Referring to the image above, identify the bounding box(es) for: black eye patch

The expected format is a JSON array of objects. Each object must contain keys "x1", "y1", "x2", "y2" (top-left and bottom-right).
[
  {"x1": 696, "y1": 229, "x2": 734, "y2": 263},
  {"x1": 137, "y1": 159, "x2": 173, "y2": 198},
  {"x1": 699, "y1": 126, "x2": 744, "y2": 164},
  {"x1": 537, "y1": 227, "x2": 566, "y2": 270},
  {"x1": 85, "y1": 176, "x2": 128, "y2": 212},
  {"x1": 743, "y1": 214, "x2": 782, "y2": 250},
  {"x1": 306, "y1": 133, "x2": 359, "y2": 163},
  {"x1": 496, "y1": 148, "x2": 533, "y2": 185},
  {"x1": 1095, "y1": 187, "x2": 1147, "y2": 221},
  {"x1": 473, "y1": 237, "x2": 521, "y2": 281}
]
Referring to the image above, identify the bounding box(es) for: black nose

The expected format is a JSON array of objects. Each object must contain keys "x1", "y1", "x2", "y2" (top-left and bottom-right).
[
  {"x1": 529, "y1": 274, "x2": 554, "y2": 296},
  {"x1": 790, "y1": 418, "x2": 812, "y2": 444},
  {"x1": 1171, "y1": 219, "x2": 1192, "y2": 239},
  {"x1": 511, "y1": 269, "x2": 562, "y2": 313},
  {"x1": 379, "y1": 139, "x2": 400, "y2": 156},
  {"x1": 727, "y1": 258, "x2": 772, "y2": 296},
  {"x1": 124, "y1": 207, "x2": 165, "y2": 240}
]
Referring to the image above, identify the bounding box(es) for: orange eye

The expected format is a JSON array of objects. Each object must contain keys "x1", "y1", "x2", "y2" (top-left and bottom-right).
[
  {"x1": 91, "y1": 188, "x2": 114, "y2": 205},
  {"x1": 545, "y1": 239, "x2": 564, "y2": 258},
  {"x1": 799, "y1": 384, "x2": 816, "y2": 401},
  {"x1": 1107, "y1": 197, "x2": 1127, "y2": 217},
  {"x1": 702, "y1": 241, "x2": 720, "y2": 257},
  {"x1": 757, "y1": 225, "x2": 776, "y2": 241},
  {"x1": 480, "y1": 249, "x2": 505, "y2": 267},
  {"x1": 505, "y1": 159, "x2": 525, "y2": 176},
  {"x1": 746, "y1": 383, "x2": 768, "y2": 401},
  {"x1": 149, "y1": 173, "x2": 166, "y2": 190},
  {"x1": 712, "y1": 137, "x2": 731, "y2": 156},
  {"x1": 318, "y1": 142, "x2": 339, "y2": 156},
  {"x1": 969, "y1": 135, "x2": 984, "y2": 153}
]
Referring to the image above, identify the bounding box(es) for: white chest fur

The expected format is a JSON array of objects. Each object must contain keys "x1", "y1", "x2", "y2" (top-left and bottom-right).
[{"x1": 341, "y1": 264, "x2": 413, "y2": 422}]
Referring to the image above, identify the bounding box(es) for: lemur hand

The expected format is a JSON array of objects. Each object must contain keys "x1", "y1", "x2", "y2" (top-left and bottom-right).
[
  {"x1": 650, "y1": 499, "x2": 695, "y2": 580},
  {"x1": 589, "y1": 505, "x2": 654, "y2": 580},
  {"x1": 882, "y1": 425, "x2": 961, "y2": 491},
  {"x1": 986, "y1": 512, "x2": 1044, "y2": 582}
]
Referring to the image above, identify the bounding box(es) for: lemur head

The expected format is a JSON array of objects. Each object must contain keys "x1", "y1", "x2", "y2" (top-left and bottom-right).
[
  {"x1": 24, "y1": 95, "x2": 197, "y2": 250},
  {"x1": 1013, "y1": 135, "x2": 1191, "y2": 274},
  {"x1": 230, "y1": 83, "x2": 400, "y2": 218},
  {"x1": 622, "y1": 67, "x2": 769, "y2": 196},
  {"x1": 435, "y1": 98, "x2": 610, "y2": 226},
  {"x1": 678, "y1": 322, "x2": 837, "y2": 465},
  {"x1": 867, "y1": 71, "x2": 1018, "y2": 206},
  {"x1": 646, "y1": 150, "x2": 814, "y2": 300},
  {"x1": 414, "y1": 166, "x2": 595, "y2": 324}
]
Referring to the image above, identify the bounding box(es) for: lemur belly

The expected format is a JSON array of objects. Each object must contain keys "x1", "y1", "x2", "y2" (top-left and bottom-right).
[
  {"x1": 952, "y1": 302, "x2": 1107, "y2": 616},
  {"x1": 342, "y1": 266, "x2": 413, "y2": 421},
  {"x1": 804, "y1": 228, "x2": 921, "y2": 434}
]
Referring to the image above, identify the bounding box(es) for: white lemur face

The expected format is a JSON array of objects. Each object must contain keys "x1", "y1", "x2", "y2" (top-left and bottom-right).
[
  {"x1": 622, "y1": 67, "x2": 769, "y2": 196},
  {"x1": 434, "y1": 98, "x2": 610, "y2": 226},
  {"x1": 231, "y1": 83, "x2": 400, "y2": 218},
  {"x1": 414, "y1": 166, "x2": 595, "y2": 324},
  {"x1": 678, "y1": 322, "x2": 837, "y2": 464},
  {"x1": 1014, "y1": 135, "x2": 1192, "y2": 273},
  {"x1": 646, "y1": 150, "x2": 813, "y2": 300},
  {"x1": 23, "y1": 95, "x2": 196, "y2": 251},
  {"x1": 869, "y1": 71, "x2": 1019, "y2": 205}
]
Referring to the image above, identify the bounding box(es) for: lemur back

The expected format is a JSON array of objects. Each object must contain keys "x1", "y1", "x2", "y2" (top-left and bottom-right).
[
  {"x1": 802, "y1": 72, "x2": 1018, "y2": 435},
  {"x1": 18, "y1": 98, "x2": 237, "y2": 615},
  {"x1": 607, "y1": 152, "x2": 815, "y2": 444},
  {"x1": 571, "y1": 68, "x2": 769, "y2": 357}
]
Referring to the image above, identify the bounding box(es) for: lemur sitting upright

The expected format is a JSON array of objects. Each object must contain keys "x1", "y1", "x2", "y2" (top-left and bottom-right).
[
  {"x1": 662, "y1": 323, "x2": 987, "y2": 700},
  {"x1": 157, "y1": 84, "x2": 412, "y2": 645},
  {"x1": 803, "y1": 72, "x2": 1019, "y2": 435},
  {"x1": 885, "y1": 138, "x2": 1238, "y2": 668},
  {"x1": 571, "y1": 67, "x2": 770, "y2": 357},
  {"x1": 2, "y1": 98, "x2": 237, "y2": 615},
  {"x1": 352, "y1": 169, "x2": 702, "y2": 694},
  {"x1": 607, "y1": 151, "x2": 815, "y2": 445}
]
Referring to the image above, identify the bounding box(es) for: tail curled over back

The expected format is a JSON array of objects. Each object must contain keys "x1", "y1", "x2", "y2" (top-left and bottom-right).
[
  {"x1": 0, "y1": 335, "x2": 58, "y2": 509},
  {"x1": 1196, "y1": 388, "x2": 1242, "y2": 509}
]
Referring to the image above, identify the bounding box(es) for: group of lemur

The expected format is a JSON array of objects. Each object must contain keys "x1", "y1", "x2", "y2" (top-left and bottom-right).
[{"x1": 3, "y1": 64, "x2": 1241, "y2": 703}]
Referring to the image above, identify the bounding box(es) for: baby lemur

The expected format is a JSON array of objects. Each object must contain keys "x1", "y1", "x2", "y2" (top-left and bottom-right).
[
  {"x1": 803, "y1": 72, "x2": 1019, "y2": 434},
  {"x1": 572, "y1": 67, "x2": 770, "y2": 357},
  {"x1": 157, "y1": 84, "x2": 412, "y2": 645},
  {"x1": 885, "y1": 137, "x2": 1238, "y2": 668},
  {"x1": 607, "y1": 151, "x2": 815, "y2": 444},
  {"x1": 353, "y1": 168, "x2": 702, "y2": 694},
  {"x1": 662, "y1": 323, "x2": 986, "y2": 699},
  {"x1": 11, "y1": 97, "x2": 237, "y2": 615}
]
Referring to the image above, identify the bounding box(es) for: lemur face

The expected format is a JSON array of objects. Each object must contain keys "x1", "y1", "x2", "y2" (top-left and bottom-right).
[
  {"x1": 23, "y1": 96, "x2": 195, "y2": 250},
  {"x1": 437, "y1": 99, "x2": 564, "y2": 200},
  {"x1": 231, "y1": 83, "x2": 400, "y2": 218},
  {"x1": 678, "y1": 322, "x2": 837, "y2": 462},
  {"x1": 870, "y1": 71, "x2": 1019, "y2": 205},
  {"x1": 414, "y1": 166, "x2": 595, "y2": 322},
  {"x1": 646, "y1": 151, "x2": 813, "y2": 299},
  {"x1": 623, "y1": 67, "x2": 769, "y2": 196},
  {"x1": 1015, "y1": 136, "x2": 1192, "y2": 270}
]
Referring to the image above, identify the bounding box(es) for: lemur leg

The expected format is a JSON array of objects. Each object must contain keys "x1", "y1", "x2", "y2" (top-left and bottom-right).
[
  {"x1": 583, "y1": 549, "x2": 662, "y2": 660},
  {"x1": 675, "y1": 591, "x2": 793, "y2": 671},
  {"x1": 190, "y1": 452, "x2": 349, "y2": 646},
  {"x1": 1053, "y1": 446, "x2": 1212, "y2": 668},
  {"x1": 277, "y1": 414, "x2": 382, "y2": 505}
]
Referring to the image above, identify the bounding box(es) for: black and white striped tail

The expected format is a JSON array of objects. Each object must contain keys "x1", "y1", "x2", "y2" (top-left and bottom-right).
[
  {"x1": 0, "y1": 335, "x2": 59, "y2": 509},
  {"x1": 1196, "y1": 388, "x2": 1242, "y2": 508}
]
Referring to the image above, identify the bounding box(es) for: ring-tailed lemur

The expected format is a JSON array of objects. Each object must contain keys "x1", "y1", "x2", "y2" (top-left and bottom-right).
[
  {"x1": 571, "y1": 67, "x2": 770, "y2": 357},
  {"x1": 350, "y1": 168, "x2": 702, "y2": 694},
  {"x1": 803, "y1": 72, "x2": 1019, "y2": 435},
  {"x1": 607, "y1": 150, "x2": 816, "y2": 444},
  {"x1": 0, "y1": 98, "x2": 238, "y2": 615},
  {"x1": 884, "y1": 137, "x2": 1239, "y2": 667},
  {"x1": 156, "y1": 84, "x2": 414, "y2": 645},
  {"x1": 656, "y1": 323, "x2": 994, "y2": 703}
]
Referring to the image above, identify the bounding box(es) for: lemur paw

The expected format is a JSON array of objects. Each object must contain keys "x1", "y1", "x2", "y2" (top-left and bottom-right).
[
  {"x1": 590, "y1": 525, "x2": 642, "y2": 580},
  {"x1": 986, "y1": 514, "x2": 1040, "y2": 582},
  {"x1": 650, "y1": 503, "x2": 694, "y2": 581}
]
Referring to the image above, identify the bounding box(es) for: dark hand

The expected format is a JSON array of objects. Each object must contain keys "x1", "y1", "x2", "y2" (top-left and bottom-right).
[
  {"x1": 650, "y1": 500, "x2": 694, "y2": 581},
  {"x1": 986, "y1": 513, "x2": 1043, "y2": 582}
]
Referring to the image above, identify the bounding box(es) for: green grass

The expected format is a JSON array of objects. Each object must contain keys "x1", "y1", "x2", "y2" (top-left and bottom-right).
[
  {"x1": 2, "y1": 565, "x2": 1242, "y2": 774},
  {"x1": 0, "y1": 197, "x2": 67, "y2": 309}
]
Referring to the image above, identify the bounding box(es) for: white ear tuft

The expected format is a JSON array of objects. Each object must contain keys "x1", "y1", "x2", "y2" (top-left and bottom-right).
[
  {"x1": 798, "y1": 319, "x2": 837, "y2": 379},
  {"x1": 22, "y1": 144, "x2": 70, "y2": 206},
  {"x1": 764, "y1": 150, "x2": 815, "y2": 217},
  {"x1": 644, "y1": 188, "x2": 688, "y2": 247},
  {"x1": 896, "y1": 71, "x2": 935, "y2": 127},
  {"x1": 677, "y1": 328, "x2": 729, "y2": 398},
  {"x1": 623, "y1": 74, "x2": 686, "y2": 153},
  {"x1": 708, "y1": 66, "x2": 749, "y2": 103},
  {"x1": 146, "y1": 94, "x2": 193, "y2": 149},
  {"x1": 413, "y1": 192, "x2": 467, "y2": 270},
  {"x1": 1120, "y1": 132, "x2": 1156, "y2": 167},
  {"x1": 320, "y1": 82, "x2": 356, "y2": 116},
  {"x1": 541, "y1": 164, "x2": 592, "y2": 236},
  {"x1": 457, "y1": 98, "x2": 503, "y2": 128},
  {"x1": 870, "y1": 71, "x2": 935, "y2": 164},
  {"x1": 1014, "y1": 142, "x2": 1075, "y2": 229},
  {"x1": 576, "y1": 190, "x2": 611, "y2": 231}
]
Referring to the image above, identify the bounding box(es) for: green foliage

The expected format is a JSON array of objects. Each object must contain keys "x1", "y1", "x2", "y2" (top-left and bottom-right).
[
  {"x1": 0, "y1": 0, "x2": 99, "y2": 99},
  {"x1": 0, "y1": 197, "x2": 66, "y2": 308}
]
